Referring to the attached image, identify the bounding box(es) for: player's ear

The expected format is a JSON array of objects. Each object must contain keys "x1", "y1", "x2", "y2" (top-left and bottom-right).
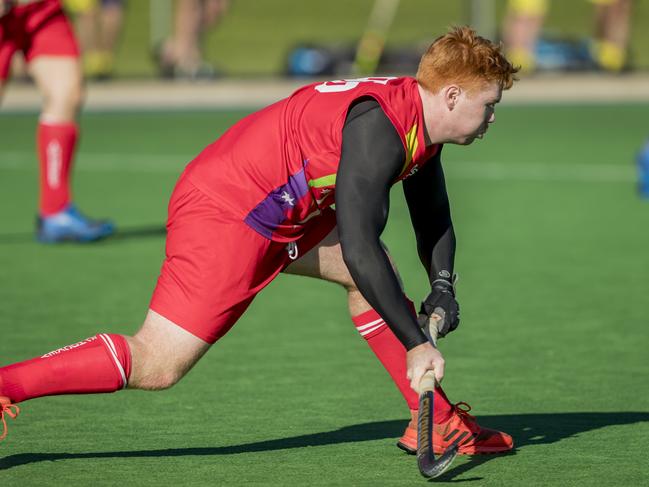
[{"x1": 444, "y1": 85, "x2": 461, "y2": 111}]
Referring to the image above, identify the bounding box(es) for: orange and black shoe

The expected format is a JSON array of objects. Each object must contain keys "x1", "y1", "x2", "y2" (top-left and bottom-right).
[
  {"x1": 397, "y1": 402, "x2": 513, "y2": 455},
  {"x1": 0, "y1": 396, "x2": 20, "y2": 441}
]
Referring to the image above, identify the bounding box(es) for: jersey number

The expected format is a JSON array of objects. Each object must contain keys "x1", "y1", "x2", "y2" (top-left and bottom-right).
[{"x1": 314, "y1": 77, "x2": 396, "y2": 93}]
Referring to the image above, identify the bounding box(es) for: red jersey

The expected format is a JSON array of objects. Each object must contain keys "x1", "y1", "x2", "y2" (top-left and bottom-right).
[
  {"x1": 5, "y1": 0, "x2": 61, "y2": 26},
  {"x1": 185, "y1": 76, "x2": 440, "y2": 242}
]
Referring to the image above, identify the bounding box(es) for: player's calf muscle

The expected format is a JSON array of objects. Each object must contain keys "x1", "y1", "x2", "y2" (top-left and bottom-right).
[
  {"x1": 126, "y1": 310, "x2": 210, "y2": 390},
  {"x1": 124, "y1": 336, "x2": 177, "y2": 390},
  {"x1": 126, "y1": 338, "x2": 198, "y2": 391}
]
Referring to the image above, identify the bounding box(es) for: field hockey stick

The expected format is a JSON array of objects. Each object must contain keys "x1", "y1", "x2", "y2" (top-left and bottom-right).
[{"x1": 416, "y1": 321, "x2": 458, "y2": 479}]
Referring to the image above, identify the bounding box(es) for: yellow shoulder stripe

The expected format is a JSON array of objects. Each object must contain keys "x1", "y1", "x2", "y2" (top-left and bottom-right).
[{"x1": 400, "y1": 124, "x2": 418, "y2": 176}]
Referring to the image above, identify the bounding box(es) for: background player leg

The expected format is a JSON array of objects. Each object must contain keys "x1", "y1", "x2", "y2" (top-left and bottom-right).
[
  {"x1": 28, "y1": 56, "x2": 114, "y2": 242},
  {"x1": 592, "y1": 0, "x2": 632, "y2": 72}
]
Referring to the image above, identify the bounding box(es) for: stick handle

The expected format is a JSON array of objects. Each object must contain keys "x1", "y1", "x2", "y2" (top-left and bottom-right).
[
  {"x1": 419, "y1": 369, "x2": 436, "y2": 393},
  {"x1": 429, "y1": 317, "x2": 439, "y2": 347}
]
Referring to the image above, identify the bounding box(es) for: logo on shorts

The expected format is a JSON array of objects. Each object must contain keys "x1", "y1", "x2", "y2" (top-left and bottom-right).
[{"x1": 287, "y1": 242, "x2": 299, "y2": 260}]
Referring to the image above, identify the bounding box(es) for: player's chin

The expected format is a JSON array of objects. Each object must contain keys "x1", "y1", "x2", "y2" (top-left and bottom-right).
[
  {"x1": 467, "y1": 130, "x2": 488, "y2": 144},
  {"x1": 458, "y1": 135, "x2": 479, "y2": 145}
]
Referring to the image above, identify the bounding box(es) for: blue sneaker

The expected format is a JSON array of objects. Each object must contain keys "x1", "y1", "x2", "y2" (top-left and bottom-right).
[{"x1": 36, "y1": 204, "x2": 115, "y2": 243}]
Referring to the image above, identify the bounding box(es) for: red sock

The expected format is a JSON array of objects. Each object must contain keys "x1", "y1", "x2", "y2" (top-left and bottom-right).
[
  {"x1": 0, "y1": 334, "x2": 131, "y2": 404},
  {"x1": 37, "y1": 121, "x2": 78, "y2": 216},
  {"x1": 352, "y1": 300, "x2": 452, "y2": 423}
]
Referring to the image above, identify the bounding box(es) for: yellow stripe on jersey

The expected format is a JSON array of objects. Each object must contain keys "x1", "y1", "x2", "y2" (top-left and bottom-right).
[
  {"x1": 310, "y1": 123, "x2": 418, "y2": 186},
  {"x1": 400, "y1": 123, "x2": 418, "y2": 176}
]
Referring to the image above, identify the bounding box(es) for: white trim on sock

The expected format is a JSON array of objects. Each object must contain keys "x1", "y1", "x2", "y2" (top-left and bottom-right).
[
  {"x1": 355, "y1": 318, "x2": 385, "y2": 331},
  {"x1": 98, "y1": 334, "x2": 128, "y2": 389},
  {"x1": 45, "y1": 140, "x2": 62, "y2": 189},
  {"x1": 359, "y1": 322, "x2": 387, "y2": 337}
]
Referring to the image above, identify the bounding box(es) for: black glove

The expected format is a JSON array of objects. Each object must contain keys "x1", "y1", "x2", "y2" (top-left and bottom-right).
[{"x1": 418, "y1": 279, "x2": 460, "y2": 340}]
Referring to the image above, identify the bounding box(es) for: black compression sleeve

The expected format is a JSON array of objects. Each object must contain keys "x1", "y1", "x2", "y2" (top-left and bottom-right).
[
  {"x1": 402, "y1": 149, "x2": 456, "y2": 285},
  {"x1": 336, "y1": 99, "x2": 428, "y2": 350}
]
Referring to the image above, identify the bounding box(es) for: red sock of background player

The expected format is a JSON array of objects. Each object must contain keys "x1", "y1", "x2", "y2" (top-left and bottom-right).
[
  {"x1": 352, "y1": 300, "x2": 452, "y2": 423},
  {"x1": 0, "y1": 334, "x2": 131, "y2": 404},
  {"x1": 37, "y1": 120, "x2": 78, "y2": 216}
]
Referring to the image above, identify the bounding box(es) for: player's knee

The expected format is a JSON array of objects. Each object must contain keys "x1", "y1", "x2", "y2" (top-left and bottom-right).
[
  {"x1": 323, "y1": 252, "x2": 358, "y2": 290},
  {"x1": 66, "y1": 82, "x2": 84, "y2": 111},
  {"x1": 323, "y1": 261, "x2": 356, "y2": 291},
  {"x1": 147, "y1": 369, "x2": 184, "y2": 391},
  {"x1": 340, "y1": 277, "x2": 358, "y2": 292},
  {"x1": 41, "y1": 80, "x2": 84, "y2": 120},
  {"x1": 126, "y1": 335, "x2": 189, "y2": 391},
  {"x1": 127, "y1": 309, "x2": 210, "y2": 391},
  {"x1": 134, "y1": 358, "x2": 186, "y2": 391},
  {"x1": 59, "y1": 83, "x2": 83, "y2": 114}
]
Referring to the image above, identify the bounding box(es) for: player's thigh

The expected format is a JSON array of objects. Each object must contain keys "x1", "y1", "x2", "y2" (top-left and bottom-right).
[
  {"x1": 283, "y1": 224, "x2": 402, "y2": 288},
  {"x1": 282, "y1": 226, "x2": 350, "y2": 284},
  {"x1": 128, "y1": 309, "x2": 211, "y2": 387},
  {"x1": 0, "y1": 48, "x2": 11, "y2": 100},
  {"x1": 150, "y1": 173, "x2": 282, "y2": 345},
  {"x1": 29, "y1": 56, "x2": 83, "y2": 115},
  {"x1": 25, "y1": 5, "x2": 82, "y2": 116}
]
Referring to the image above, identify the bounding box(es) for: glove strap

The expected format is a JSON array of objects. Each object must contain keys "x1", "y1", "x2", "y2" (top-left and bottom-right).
[
  {"x1": 432, "y1": 273, "x2": 458, "y2": 289},
  {"x1": 430, "y1": 278, "x2": 453, "y2": 293}
]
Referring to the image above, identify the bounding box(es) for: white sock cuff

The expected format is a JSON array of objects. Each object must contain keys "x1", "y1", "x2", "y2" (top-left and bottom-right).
[
  {"x1": 98, "y1": 334, "x2": 128, "y2": 389},
  {"x1": 354, "y1": 318, "x2": 387, "y2": 337}
]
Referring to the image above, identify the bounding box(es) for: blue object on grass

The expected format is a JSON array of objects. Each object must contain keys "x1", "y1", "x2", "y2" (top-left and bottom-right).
[
  {"x1": 37, "y1": 204, "x2": 115, "y2": 243},
  {"x1": 638, "y1": 140, "x2": 649, "y2": 198}
]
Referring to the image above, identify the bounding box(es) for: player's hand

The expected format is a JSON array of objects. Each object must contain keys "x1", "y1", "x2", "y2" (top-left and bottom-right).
[
  {"x1": 406, "y1": 341, "x2": 445, "y2": 393},
  {"x1": 418, "y1": 279, "x2": 459, "y2": 338}
]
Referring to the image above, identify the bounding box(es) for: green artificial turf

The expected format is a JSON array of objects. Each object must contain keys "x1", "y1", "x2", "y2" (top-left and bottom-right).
[{"x1": 1, "y1": 104, "x2": 649, "y2": 485}]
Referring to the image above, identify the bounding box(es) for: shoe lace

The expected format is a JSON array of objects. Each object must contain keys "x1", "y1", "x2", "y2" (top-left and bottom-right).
[
  {"x1": 0, "y1": 402, "x2": 20, "y2": 441},
  {"x1": 453, "y1": 402, "x2": 477, "y2": 425}
]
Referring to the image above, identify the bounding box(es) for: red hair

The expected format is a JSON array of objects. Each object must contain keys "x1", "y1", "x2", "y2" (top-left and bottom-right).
[{"x1": 417, "y1": 26, "x2": 518, "y2": 94}]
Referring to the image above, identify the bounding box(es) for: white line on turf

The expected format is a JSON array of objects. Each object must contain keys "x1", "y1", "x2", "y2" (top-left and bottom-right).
[
  {"x1": 0, "y1": 152, "x2": 636, "y2": 183},
  {"x1": 0, "y1": 151, "x2": 186, "y2": 173},
  {"x1": 445, "y1": 160, "x2": 635, "y2": 183}
]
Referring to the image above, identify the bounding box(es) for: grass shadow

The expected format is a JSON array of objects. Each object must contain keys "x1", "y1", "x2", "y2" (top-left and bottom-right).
[
  {"x1": 0, "y1": 419, "x2": 403, "y2": 470},
  {"x1": 1, "y1": 411, "x2": 648, "y2": 475},
  {"x1": 0, "y1": 224, "x2": 166, "y2": 245},
  {"x1": 434, "y1": 411, "x2": 649, "y2": 481},
  {"x1": 109, "y1": 224, "x2": 166, "y2": 241}
]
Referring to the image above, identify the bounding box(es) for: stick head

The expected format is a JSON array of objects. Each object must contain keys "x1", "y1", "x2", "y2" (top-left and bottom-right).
[
  {"x1": 417, "y1": 443, "x2": 459, "y2": 479},
  {"x1": 416, "y1": 383, "x2": 458, "y2": 479}
]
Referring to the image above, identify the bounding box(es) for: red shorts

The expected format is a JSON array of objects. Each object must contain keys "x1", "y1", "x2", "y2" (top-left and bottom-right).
[
  {"x1": 0, "y1": 1, "x2": 79, "y2": 80},
  {"x1": 149, "y1": 173, "x2": 337, "y2": 344}
]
